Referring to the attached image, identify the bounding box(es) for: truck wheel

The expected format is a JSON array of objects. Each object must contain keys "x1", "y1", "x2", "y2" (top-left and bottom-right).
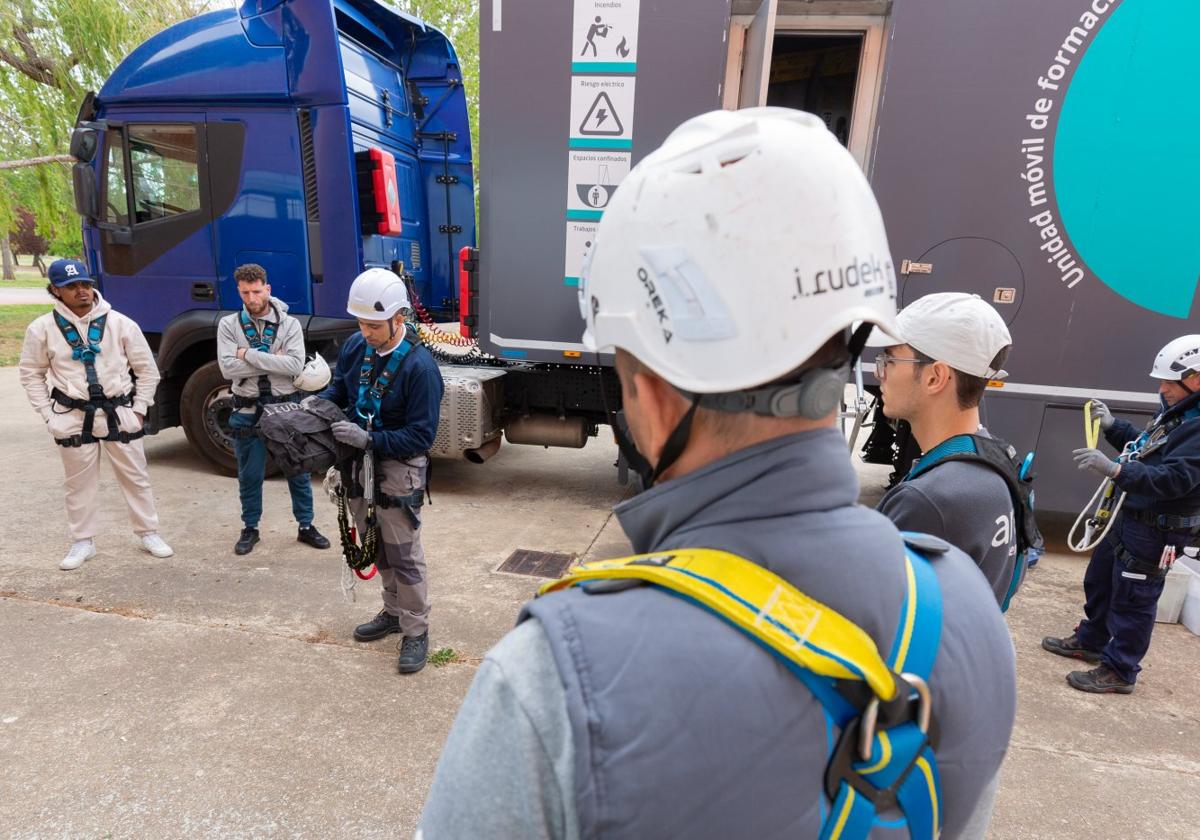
[{"x1": 180, "y1": 361, "x2": 239, "y2": 475}]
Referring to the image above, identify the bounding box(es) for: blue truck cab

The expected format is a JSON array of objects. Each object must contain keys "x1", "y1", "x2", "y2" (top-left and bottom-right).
[{"x1": 68, "y1": 0, "x2": 474, "y2": 470}]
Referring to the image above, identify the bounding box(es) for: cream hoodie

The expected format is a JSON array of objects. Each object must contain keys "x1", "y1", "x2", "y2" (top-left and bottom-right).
[{"x1": 19, "y1": 291, "x2": 160, "y2": 439}]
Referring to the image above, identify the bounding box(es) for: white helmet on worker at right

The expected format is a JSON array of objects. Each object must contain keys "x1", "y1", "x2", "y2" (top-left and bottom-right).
[
  {"x1": 347, "y1": 267, "x2": 411, "y2": 321},
  {"x1": 579, "y1": 107, "x2": 900, "y2": 395},
  {"x1": 1150, "y1": 335, "x2": 1200, "y2": 380}
]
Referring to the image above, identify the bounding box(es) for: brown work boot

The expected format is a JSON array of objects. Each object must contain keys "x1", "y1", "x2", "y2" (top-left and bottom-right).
[
  {"x1": 1066, "y1": 664, "x2": 1134, "y2": 694},
  {"x1": 1041, "y1": 633, "x2": 1102, "y2": 663}
]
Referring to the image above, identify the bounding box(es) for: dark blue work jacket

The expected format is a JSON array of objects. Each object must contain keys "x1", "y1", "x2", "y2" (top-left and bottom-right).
[
  {"x1": 317, "y1": 332, "x2": 443, "y2": 461},
  {"x1": 1107, "y1": 391, "x2": 1200, "y2": 517}
]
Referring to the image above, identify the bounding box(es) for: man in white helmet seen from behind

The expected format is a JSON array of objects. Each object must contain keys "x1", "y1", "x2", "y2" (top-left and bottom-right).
[
  {"x1": 419, "y1": 108, "x2": 1015, "y2": 839},
  {"x1": 1043, "y1": 335, "x2": 1200, "y2": 694},
  {"x1": 315, "y1": 268, "x2": 443, "y2": 674}
]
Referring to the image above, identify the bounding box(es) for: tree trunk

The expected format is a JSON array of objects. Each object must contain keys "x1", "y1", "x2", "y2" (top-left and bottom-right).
[{"x1": 1, "y1": 236, "x2": 15, "y2": 281}]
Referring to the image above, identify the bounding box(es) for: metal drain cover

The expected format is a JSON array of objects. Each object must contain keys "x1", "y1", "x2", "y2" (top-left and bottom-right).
[{"x1": 498, "y1": 549, "x2": 576, "y2": 579}]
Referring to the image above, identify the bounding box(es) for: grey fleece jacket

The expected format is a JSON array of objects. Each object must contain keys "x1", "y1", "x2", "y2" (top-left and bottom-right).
[
  {"x1": 419, "y1": 429, "x2": 1015, "y2": 839},
  {"x1": 216, "y1": 297, "x2": 305, "y2": 409}
]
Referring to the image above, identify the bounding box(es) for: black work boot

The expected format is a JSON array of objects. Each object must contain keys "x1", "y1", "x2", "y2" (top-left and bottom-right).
[
  {"x1": 234, "y1": 527, "x2": 260, "y2": 556},
  {"x1": 297, "y1": 525, "x2": 331, "y2": 549},
  {"x1": 1041, "y1": 633, "x2": 1102, "y2": 663},
  {"x1": 398, "y1": 632, "x2": 429, "y2": 674},
  {"x1": 1067, "y1": 664, "x2": 1135, "y2": 694},
  {"x1": 354, "y1": 609, "x2": 401, "y2": 642}
]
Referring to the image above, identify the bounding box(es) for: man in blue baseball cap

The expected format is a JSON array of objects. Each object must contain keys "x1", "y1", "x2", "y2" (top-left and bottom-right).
[{"x1": 19, "y1": 258, "x2": 173, "y2": 570}]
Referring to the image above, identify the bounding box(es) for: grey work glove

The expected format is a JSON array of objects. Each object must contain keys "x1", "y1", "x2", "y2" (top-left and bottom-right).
[
  {"x1": 1073, "y1": 447, "x2": 1119, "y2": 478},
  {"x1": 331, "y1": 420, "x2": 371, "y2": 450},
  {"x1": 1089, "y1": 399, "x2": 1115, "y2": 430}
]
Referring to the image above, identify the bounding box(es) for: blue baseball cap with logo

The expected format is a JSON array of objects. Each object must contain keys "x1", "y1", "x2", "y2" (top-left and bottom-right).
[{"x1": 48, "y1": 259, "x2": 96, "y2": 287}]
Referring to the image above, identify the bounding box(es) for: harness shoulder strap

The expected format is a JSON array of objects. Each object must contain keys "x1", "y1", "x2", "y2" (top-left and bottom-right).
[
  {"x1": 540, "y1": 540, "x2": 946, "y2": 840},
  {"x1": 51, "y1": 311, "x2": 130, "y2": 445},
  {"x1": 906, "y1": 434, "x2": 1039, "y2": 611},
  {"x1": 354, "y1": 326, "x2": 419, "y2": 428},
  {"x1": 239, "y1": 305, "x2": 279, "y2": 351}
]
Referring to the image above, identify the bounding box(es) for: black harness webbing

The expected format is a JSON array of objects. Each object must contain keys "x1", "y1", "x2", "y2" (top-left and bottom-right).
[
  {"x1": 232, "y1": 305, "x2": 291, "y2": 436},
  {"x1": 50, "y1": 311, "x2": 144, "y2": 447}
]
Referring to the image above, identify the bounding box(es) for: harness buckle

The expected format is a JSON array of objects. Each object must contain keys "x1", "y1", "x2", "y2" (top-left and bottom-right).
[
  {"x1": 858, "y1": 672, "x2": 931, "y2": 761},
  {"x1": 823, "y1": 672, "x2": 934, "y2": 810}
]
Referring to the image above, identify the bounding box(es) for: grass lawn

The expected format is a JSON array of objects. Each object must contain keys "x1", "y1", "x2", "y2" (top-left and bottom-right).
[{"x1": 0, "y1": 304, "x2": 52, "y2": 366}]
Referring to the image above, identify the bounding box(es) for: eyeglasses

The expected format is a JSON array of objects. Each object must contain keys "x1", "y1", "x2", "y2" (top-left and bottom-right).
[{"x1": 874, "y1": 354, "x2": 928, "y2": 380}]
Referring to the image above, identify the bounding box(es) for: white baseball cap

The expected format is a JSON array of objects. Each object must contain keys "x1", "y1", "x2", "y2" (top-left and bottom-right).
[{"x1": 870, "y1": 292, "x2": 1012, "y2": 379}]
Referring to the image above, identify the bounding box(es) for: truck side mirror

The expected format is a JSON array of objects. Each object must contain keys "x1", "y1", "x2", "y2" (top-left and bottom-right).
[
  {"x1": 70, "y1": 127, "x2": 98, "y2": 162},
  {"x1": 72, "y1": 162, "x2": 98, "y2": 220}
]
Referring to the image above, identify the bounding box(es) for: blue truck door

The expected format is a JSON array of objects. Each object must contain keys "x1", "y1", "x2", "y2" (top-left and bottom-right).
[
  {"x1": 205, "y1": 109, "x2": 312, "y2": 313},
  {"x1": 95, "y1": 113, "x2": 220, "y2": 331}
]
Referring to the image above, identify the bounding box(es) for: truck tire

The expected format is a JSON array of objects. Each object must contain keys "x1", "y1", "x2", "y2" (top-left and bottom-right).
[{"x1": 179, "y1": 360, "x2": 241, "y2": 476}]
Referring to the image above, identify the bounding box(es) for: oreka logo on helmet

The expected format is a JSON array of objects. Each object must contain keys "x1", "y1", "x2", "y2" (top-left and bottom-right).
[{"x1": 637, "y1": 266, "x2": 672, "y2": 344}]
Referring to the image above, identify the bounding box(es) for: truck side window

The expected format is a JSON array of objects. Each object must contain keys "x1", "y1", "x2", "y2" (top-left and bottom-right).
[
  {"x1": 103, "y1": 131, "x2": 129, "y2": 226},
  {"x1": 128, "y1": 125, "x2": 201, "y2": 224}
]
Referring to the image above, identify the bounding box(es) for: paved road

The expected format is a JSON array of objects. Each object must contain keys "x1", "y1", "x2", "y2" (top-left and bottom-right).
[
  {"x1": 1, "y1": 367, "x2": 1197, "y2": 838},
  {"x1": 0, "y1": 287, "x2": 51, "y2": 305}
]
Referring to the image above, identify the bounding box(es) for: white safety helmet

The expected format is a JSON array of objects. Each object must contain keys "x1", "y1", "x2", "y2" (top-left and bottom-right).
[
  {"x1": 579, "y1": 107, "x2": 900, "y2": 394},
  {"x1": 347, "y1": 267, "x2": 411, "y2": 321},
  {"x1": 1150, "y1": 335, "x2": 1200, "y2": 381},
  {"x1": 293, "y1": 353, "x2": 331, "y2": 391}
]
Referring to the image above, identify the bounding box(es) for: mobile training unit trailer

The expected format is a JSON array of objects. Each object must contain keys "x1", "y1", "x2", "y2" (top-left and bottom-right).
[{"x1": 472, "y1": 0, "x2": 1193, "y2": 513}]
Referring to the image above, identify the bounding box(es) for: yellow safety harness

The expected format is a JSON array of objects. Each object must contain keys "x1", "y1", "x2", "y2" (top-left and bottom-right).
[{"x1": 540, "y1": 538, "x2": 945, "y2": 839}]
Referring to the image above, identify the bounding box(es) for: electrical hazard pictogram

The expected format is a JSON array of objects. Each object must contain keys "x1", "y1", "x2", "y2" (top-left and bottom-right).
[{"x1": 579, "y1": 92, "x2": 624, "y2": 136}]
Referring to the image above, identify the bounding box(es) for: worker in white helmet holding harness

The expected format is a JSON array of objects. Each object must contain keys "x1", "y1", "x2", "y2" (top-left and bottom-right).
[
  {"x1": 1043, "y1": 335, "x2": 1200, "y2": 694},
  {"x1": 419, "y1": 108, "x2": 1015, "y2": 839},
  {"x1": 316, "y1": 268, "x2": 443, "y2": 674},
  {"x1": 19, "y1": 258, "x2": 173, "y2": 570}
]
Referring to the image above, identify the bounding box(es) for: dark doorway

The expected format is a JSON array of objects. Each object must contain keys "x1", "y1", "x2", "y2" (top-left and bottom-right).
[{"x1": 767, "y1": 34, "x2": 863, "y2": 147}]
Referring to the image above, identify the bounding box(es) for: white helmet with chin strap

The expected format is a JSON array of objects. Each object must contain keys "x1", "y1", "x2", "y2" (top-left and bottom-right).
[
  {"x1": 1150, "y1": 335, "x2": 1200, "y2": 384},
  {"x1": 579, "y1": 107, "x2": 901, "y2": 483},
  {"x1": 580, "y1": 107, "x2": 900, "y2": 398},
  {"x1": 347, "y1": 267, "x2": 411, "y2": 321}
]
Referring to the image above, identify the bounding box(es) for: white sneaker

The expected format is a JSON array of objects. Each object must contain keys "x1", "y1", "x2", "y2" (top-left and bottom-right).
[
  {"x1": 60, "y1": 540, "x2": 96, "y2": 571},
  {"x1": 140, "y1": 533, "x2": 175, "y2": 558}
]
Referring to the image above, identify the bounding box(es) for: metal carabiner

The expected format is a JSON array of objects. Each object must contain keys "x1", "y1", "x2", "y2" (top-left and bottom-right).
[{"x1": 858, "y1": 672, "x2": 933, "y2": 761}]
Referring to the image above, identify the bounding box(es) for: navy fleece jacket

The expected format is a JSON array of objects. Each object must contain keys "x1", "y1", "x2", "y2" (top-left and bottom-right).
[
  {"x1": 1107, "y1": 391, "x2": 1200, "y2": 515},
  {"x1": 317, "y1": 331, "x2": 443, "y2": 461}
]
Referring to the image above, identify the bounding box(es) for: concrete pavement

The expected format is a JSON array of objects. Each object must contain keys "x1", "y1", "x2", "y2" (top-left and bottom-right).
[
  {"x1": 0, "y1": 287, "x2": 51, "y2": 305},
  {"x1": 1, "y1": 366, "x2": 1198, "y2": 838}
]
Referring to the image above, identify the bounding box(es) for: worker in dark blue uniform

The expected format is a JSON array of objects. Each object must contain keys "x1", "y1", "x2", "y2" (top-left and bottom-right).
[
  {"x1": 316, "y1": 268, "x2": 443, "y2": 674},
  {"x1": 1044, "y1": 334, "x2": 1200, "y2": 693}
]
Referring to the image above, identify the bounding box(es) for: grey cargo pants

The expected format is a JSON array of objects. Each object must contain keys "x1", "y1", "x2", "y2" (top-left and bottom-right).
[{"x1": 350, "y1": 456, "x2": 430, "y2": 636}]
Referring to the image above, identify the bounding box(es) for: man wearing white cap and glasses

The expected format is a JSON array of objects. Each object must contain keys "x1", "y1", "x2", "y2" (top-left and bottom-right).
[{"x1": 873, "y1": 292, "x2": 1023, "y2": 609}]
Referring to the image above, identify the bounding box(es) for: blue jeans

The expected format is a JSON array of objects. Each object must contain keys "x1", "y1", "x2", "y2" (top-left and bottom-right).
[
  {"x1": 1075, "y1": 515, "x2": 1167, "y2": 683},
  {"x1": 229, "y1": 410, "x2": 314, "y2": 529}
]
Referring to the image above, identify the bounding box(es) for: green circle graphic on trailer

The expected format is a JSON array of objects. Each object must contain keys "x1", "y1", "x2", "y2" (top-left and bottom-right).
[{"x1": 1055, "y1": 0, "x2": 1200, "y2": 319}]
